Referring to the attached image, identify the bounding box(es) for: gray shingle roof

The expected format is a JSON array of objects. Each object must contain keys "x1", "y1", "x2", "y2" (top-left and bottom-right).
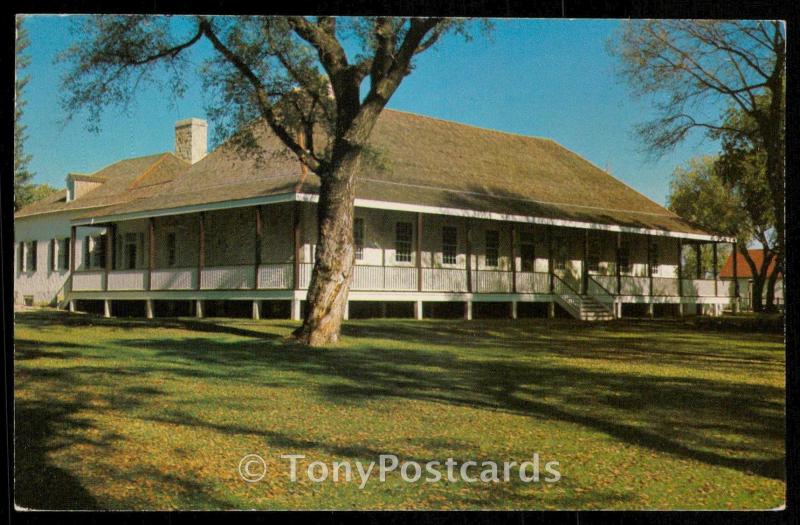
[
  {"x1": 19, "y1": 110, "x2": 717, "y2": 237},
  {"x1": 15, "y1": 153, "x2": 189, "y2": 218}
]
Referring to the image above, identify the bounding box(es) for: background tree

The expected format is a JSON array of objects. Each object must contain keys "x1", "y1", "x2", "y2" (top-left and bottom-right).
[
  {"x1": 60, "y1": 15, "x2": 481, "y2": 346},
  {"x1": 667, "y1": 156, "x2": 774, "y2": 312},
  {"x1": 610, "y1": 20, "x2": 785, "y2": 284},
  {"x1": 713, "y1": 96, "x2": 782, "y2": 311},
  {"x1": 15, "y1": 18, "x2": 62, "y2": 210},
  {"x1": 25, "y1": 184, "x2": 59, "y2": 205},
  {"x1": 15, "y1": 16, "x2": 35, "y2": 211}
]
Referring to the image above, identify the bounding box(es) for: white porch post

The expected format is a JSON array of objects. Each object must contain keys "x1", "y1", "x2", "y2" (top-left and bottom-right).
[
  {"x1": 548, "y1": 301, "x2": 555, "y2": 319},
  {"x1": 647, "y1": 303, "x2": 654, "y2": 318},
  {"x1": 510, "y1": 300, "x2": 518, "y2": 320},
  {"x1": 69, "y1": 300, "x2": 76, "y2": 313},
  {"x1": 291, "y1": 298, "x2": 302, "y2": 321},
  {"x1": 195, "y1": 300, "x2": 204, "y2": 318},
  {"x1": 414, "y1": 300, "x2": 423, "y2": 320},
  {"x1": 252, "y1": 300, "x2": 261, "y2": 320},
  {"x1": 464, "y1": 300, "x2": 473, "y2": 320},
  {"x1": 103, "y1": 299, "x2": 112, "y2": 318},
  {"x1": 343, "y1": 301, "x2": 350, "y2": 320},
  {"x1": 145, "y1": 299, "x2": 155, "y2": 319}
]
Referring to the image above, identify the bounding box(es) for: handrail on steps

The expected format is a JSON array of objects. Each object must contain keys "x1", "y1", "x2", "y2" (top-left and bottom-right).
[{"x1": 588, "y1": 275, "x2": 614, "y2": 297}]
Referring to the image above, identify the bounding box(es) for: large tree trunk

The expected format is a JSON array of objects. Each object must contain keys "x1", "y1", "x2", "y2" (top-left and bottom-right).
[
  {"x1": 764, "y1": 265, "x2": 780, "y2": 313},
  {"x1": 762, "y1": 31, "x2": 785, "y2": 298},
  {"x1": 750, "y1": 274, "x2": 765, "y2": 312},
  {"x1": 738, "y1": 244, "x2": 763, "y2": 313},
  {"x1": 292, "y1": 143, "x2": 361, "y2": 346}
]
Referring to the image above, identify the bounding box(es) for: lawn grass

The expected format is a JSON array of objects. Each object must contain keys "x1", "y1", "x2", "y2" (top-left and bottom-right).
[{"x1": 14, "y1": 310, "x2": 785, "y2": 510}]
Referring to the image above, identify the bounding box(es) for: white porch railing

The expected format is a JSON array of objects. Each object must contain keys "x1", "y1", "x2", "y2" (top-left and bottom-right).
[
  {"x1": 299, "y1": 263, "x2": 313, "y2": 289},
  {"x1": 651, "y1": 276, "x2": 679, "y2": 296},
  {"x1": 383, "y1": 267, "x2": 418, "y2": 291},
  {"x1": 351, "y1": 265, "x2": 385, "y2": 291},
  {"x1": 472, "y1": 270, "x2": 513, "y2": 293},
  {"x1": 681, "y1": 278, "x2": 718, "y2": 297},
  {"x1": 592, "y1": 275, "x2": 617, "y2": 294},
  {"x1": 553, "y1": 275, "x2": 582, "y2": 316},
  {"x1": 717, "y1": 280, "x2": 734, "y2": 297},
  {"x1": 258, "y1": 263, "x2": 293, "y2": 289},
  {"x1": 351, "y1": 265, "x2": 418, "y2": 291},
  {"x1": 587, "y1": 276, "x2": 615, "y2": 305},
  {"x1": 620, "y1": 276, "x2": 650, "y2": 296},
  {"x1": 515, "y1": 271, "x2": 550, "y2": 293},
  {"x1": 422, "y1": 268, "x2": 468, "y2": 292},
  {"x1": 151, "y1": 268, "x2": 196, "y2": 290},
  {"x1": 201, "y1": 265, "x2": 255, "y2": 290},
  {"x1": 107, "y1": 269, "x2": 148, "y2": 291},
  {"x1": 72, "y1": 270, "x2": 105, "y2": 291}
]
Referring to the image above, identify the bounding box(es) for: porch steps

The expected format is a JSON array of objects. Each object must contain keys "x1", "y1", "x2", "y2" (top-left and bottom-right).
[
  {"x1": 552, "y1": 277, "x2": 615, "y2": 321},
  {"x1": 577, "y1": 295, "x2": 615, "y2": 321}
]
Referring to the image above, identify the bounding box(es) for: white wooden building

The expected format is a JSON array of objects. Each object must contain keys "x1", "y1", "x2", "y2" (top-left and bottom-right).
[{"x1": 14, "y1": 111, "x2": 739, "y2": 320}]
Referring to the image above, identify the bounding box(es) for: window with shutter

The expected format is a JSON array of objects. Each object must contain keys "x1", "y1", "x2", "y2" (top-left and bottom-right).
[
  {"x1": 57, "y1": 239, "x2": 69, "y2": 270},
  {"x1": 29, "y1": 242, "x2": 37, "y2": 272},
  {"x1": 83, "y1": 236, "x2": 91, "y2": 269},
  {"x1": 395, "y1": 222, "x2": 412, "y2": 263},
  {"x1": 123, "y1": 233, "x2": 138, "y2": 270},
  {"x1": 353, "y1": 218, "x2": 364, "y2": 261},
  {"x1": 485, "y1": 230, "x2": 499, "y2": 267},
  {"x1": 95, "y1": 234, "x2": 107, "y2": 269},
  {"x1": 442, "y1": 226, "x2": 457, "y2": 265}
]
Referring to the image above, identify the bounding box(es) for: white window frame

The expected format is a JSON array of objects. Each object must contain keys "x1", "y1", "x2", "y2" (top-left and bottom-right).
[
  {"x1": 485, "y1": 230, "x2": 499, "y2": 268},
  {"x1": 395, "y1": 222, "x2": 412, "y2": 264},
  {"x1": 442, "y1": 226, "x2": 458, "y2": 266},
  {"x1": 353, "y1": 218, "x2": 364, "y2": 262}
]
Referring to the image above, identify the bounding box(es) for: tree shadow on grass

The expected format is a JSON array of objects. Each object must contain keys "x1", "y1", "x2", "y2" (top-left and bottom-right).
[
  {"x1": 15, "y1": 310, "x2": 281, "y2": 342},
  {"x1": 15, "y1": 311, "x2": 786, "y2": 508},
  {"x1": 14, "y1": 395, "x2": 102, "y2": 510},
  {"x1": 14, "y1": 357, "x2": 167, "y2": 510},
  {"x1": 113, "y1": 322, "x2": 785, "y2": 482}
]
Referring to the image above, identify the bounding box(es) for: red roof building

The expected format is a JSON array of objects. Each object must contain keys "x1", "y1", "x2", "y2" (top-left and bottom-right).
[{"x1": 719, "y1": 249, "x2": 781, "y2": 279}]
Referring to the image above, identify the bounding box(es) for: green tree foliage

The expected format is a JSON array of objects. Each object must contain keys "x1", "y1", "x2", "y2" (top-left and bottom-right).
[
  {"x1": 667, "y1": 156, "x2": 775, "y2": 311},
  {"x1": 712, "y1": 96, "x2": 782, "y2": 311},
  {"x1": 25, "y1": 184, "x2": 58, "y2": 205},
  {"x1": 59, "y1": 16, "x2": 483, "y2": 345},
  {"x1": 611, "y1": 20, "x2": 786, "y2": 275},
  {"x1": 668, "y1": 157, "x2": 738, "y2": 278},
  {"x1": 15, "y1": 17, "x2": 34, "y2": 211},
  {"x1": 15, "y1": 17, "x2": 59, "y2": 212}
]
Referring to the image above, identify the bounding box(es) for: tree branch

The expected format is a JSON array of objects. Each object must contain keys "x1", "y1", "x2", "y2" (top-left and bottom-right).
[
  {"x1": 126, "y1": 24, "x2": 206, "y2": 65},
  {"x1": 199, "y1": 18, "x2": 326, "y2": 173}
]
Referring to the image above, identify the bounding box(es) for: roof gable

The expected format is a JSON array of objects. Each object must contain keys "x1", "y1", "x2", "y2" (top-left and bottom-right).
[
  {"x1": 719, "y1": 249, "x2": 781, "y2": 278},
  {"x1": 15, "y1": 153, "x2": 189, "y2": 219}
]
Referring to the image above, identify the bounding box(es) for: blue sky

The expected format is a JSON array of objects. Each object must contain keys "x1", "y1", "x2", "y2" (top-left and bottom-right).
[{"x1": 18, "y1": 16, "x2": 721, "y2": 207}]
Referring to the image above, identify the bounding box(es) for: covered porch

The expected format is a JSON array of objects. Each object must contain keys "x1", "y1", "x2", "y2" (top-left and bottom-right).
[{"x1": 67, "y1": 200, "x2": 739, "y2": 319}]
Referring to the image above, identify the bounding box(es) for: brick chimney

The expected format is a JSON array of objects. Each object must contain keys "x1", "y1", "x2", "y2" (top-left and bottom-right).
[{"x1": 175, "y1": 118, "x2": 208, "y2": 164}]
